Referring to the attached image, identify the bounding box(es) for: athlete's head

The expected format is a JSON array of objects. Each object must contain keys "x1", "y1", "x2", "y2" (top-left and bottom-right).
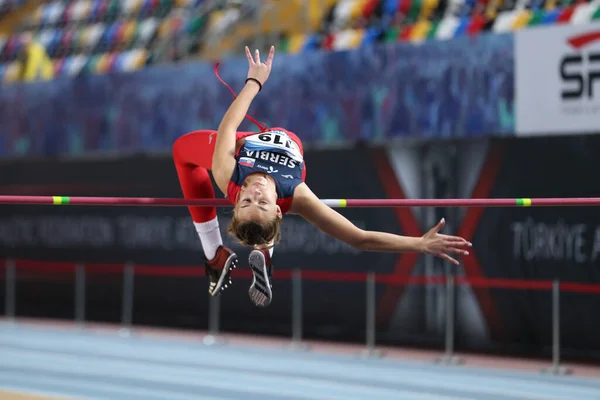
[{"x1": 228, "y1": 173, "x2": 282, "y2": 247}]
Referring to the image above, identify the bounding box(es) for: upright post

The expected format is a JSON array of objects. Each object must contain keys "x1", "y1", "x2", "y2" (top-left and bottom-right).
[
  {"x1": 5, "y1": 260, "x2": 16, "y2": 323},
  {"x1": 74, "y1": 264, "x2": 86, "y2": 329},
  {"x1": 203, "y1": 292, "x2": 226, "y2": 346},
  {"x1": 542, "y1": 280, "x2": 571, "y2": 375},
  {"x1": 289, "y1": 268, "x2": 308, "y2": 350},
  {"x1": 361, "y1": 272, "x2": 382, "y2": 358},
  {"x1": 119, "y1": 262, "x2": 135, "y2": 337},
  {"x1": 436, "y1": 273, "x2": 462, "y2": 365}
]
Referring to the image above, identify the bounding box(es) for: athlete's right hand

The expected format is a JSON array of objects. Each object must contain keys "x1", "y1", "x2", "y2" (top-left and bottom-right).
[{"x1": 245, "y1": 45, "x2": 274, "y2": 88}]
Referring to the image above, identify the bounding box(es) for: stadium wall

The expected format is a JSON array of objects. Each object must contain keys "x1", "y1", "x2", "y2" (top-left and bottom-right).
[{"x1": 1, "y1": 136, "x2": 600, "y2": 361}]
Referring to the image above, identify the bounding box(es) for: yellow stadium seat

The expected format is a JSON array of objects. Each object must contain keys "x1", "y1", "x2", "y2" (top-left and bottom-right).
[
  {"x1": 545, "y1": 0, "x2": 558, "y2": 11},
  {"x1": 511, "y1": 10, "x2": 532, "y2": 30},
  {"x1": 206, "y1": 10, "x2": 226, "y2": 31},
  {"x1": 420, "y1": 0, "x2": 439, "y2": 19},
  {"x1": 133, "y1": 49, "x2": 148, "y2": 69},
  {"x1": 123, "y1": 21, "x2": 137, "y2": 43},
  {"x1": 288, "y1": 33, "x2": 307, "y2": 54},
  {"x1": 411, "y1": 19, "x2": 432, "y2": 42},
  {"x1": 349, "y1": 29, "x2": 365, "y2": 48},
  {"x1": 485, "y1": 0, "x2": 504, "y2": 20},
  {"x1": 95, "y1": 54, "x2": 111, "y2": 74},
  {"x1": 349, "y1": 0, "x2": 369, "y2": 20}
]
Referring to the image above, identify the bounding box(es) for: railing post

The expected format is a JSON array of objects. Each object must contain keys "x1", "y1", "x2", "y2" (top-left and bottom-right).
[
  {"x1": 5, "y1": 259, "x2": 16, "y2": 323},
  {"x1": 436, "y1": 273, "x2": 462, "y2": 365},
  {"x1": 289, "y1": 268, "x2": 308, "y2": 351},
  {"x1": 542, "y1": 280, "x2": 571, "y2": 375},
  {"x1": 361, "y1": 271, "x2": 382, "y2": 358},
  {"x1": 119, "y1": 262, "x2": 135, "y2": 337},
  {"x1": 204, "y1": 292, "x2": 226, "y2": 346},
  {"x1": 74, "y1": 263, "x2": 86, "y2": 329}
]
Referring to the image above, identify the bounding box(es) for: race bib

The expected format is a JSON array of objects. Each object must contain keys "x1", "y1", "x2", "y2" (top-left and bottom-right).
[{"x1": 243, "y1": 131, "x2": 303, "y2": 163}]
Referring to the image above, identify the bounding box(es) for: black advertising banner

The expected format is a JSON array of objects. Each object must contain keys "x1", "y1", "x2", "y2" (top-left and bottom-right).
[
  {"x1": 472, "y1": 136, "x2": 600, "y2": 357},
  {"x1": 2, "y1": 137, "x2": 600, "y2": 360}
]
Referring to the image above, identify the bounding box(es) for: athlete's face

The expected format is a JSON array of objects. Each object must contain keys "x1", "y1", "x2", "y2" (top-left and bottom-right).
[{"x1": 235, "y1": 174, "x2": 282, "y2": 224}]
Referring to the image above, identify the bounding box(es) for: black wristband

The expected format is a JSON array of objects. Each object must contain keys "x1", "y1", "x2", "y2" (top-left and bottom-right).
[{"x1": 245, "y1": 78, "x2": 262, "y2": 92}]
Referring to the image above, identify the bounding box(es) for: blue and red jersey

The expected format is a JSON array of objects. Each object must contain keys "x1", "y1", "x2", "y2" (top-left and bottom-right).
[{"x1": 226, "y1": 128, "x2": 306, "y2": 214}]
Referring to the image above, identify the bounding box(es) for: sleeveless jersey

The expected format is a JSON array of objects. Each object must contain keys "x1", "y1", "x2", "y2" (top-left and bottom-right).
[{"x1": 227, "y1": 129, "x2": 306, "y2": 214}]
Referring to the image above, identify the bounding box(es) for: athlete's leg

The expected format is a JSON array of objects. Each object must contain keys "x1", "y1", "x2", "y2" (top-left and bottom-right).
[
  {"x1": 172, "y1": 130, "x2": 238, "y2": 296},
  {"x1": 172, "y1": 130, "x2": 221, "y2": 257}
]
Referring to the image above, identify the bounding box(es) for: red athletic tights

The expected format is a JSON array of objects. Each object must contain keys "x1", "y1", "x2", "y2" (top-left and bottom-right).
[{"x1": 172, "y1": 130, "x2": 253, "y2": 223}]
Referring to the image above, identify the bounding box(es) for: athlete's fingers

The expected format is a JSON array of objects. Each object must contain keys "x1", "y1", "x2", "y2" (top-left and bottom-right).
[
  {"x1": 437, "y1": 253, "x2": 459, "y2": 265},
  {"x1": 437, "y1": 235, "x2": 472, "y2": 247},
  {"x1": 426, "y1": 218, "x2": 445, "y2": 237},
  {"x1": 445, "y1": 239, "x2": 471, "y2": 247},
  {"x1": 440, "y1": 239, "x2": 461, "y2": 248},
  {"x1": 445, "y1": 246, "x2": 470, "y2": 256},
  {"x1": 254, "y1": 49, "x2": 261, "y2": 65},
  {"x1": 245, "y1": 46, "x2": 254, "y2": 65},
  {"x1": 266, "y1": 46, "x2": 275, "y2": 69},
  {"x1": 437, "y1": 233, "x2": 468, "y2": 242}
]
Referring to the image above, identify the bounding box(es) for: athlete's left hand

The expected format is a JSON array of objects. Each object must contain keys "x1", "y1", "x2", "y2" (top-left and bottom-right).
[
  {"x1": 245, "y1": 45, "x2": 274, "y2": 87},
  {"x1": 420, "y1": 218, "x2": 471, "y2": 265}
]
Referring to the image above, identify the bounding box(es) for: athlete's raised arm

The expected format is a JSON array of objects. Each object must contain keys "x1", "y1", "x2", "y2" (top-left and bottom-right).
[
  {"x1": 291, "y1": 184, "x2": 471, "y2": 265},
  {"x1": 212, "y1": 46, "x2": 275, "y2": 193}
]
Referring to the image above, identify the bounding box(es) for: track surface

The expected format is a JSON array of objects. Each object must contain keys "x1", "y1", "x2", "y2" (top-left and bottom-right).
[{"x1": 0, "y1": 322, "x2": 599, "y2": 400}]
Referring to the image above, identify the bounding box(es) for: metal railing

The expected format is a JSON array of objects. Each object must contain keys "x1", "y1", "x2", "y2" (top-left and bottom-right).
[{"x1": 3, "y1": 258, "x2": 590, "y2": 375}]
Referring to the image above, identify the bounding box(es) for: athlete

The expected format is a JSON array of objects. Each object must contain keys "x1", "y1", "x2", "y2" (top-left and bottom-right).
[{"x1": 172, "y1": 46, "x2": 472, "y2": 307}]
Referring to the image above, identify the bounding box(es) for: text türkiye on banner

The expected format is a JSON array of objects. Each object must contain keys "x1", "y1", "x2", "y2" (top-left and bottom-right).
[{"x1": 516, "y1": 23, "x2": 600, "y2": 135}]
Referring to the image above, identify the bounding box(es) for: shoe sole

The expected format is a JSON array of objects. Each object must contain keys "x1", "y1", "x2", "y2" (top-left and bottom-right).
[
  {"x1": 248, "y1": 250, "x2": 272, "y2": 307},
  {"x1": 210, "y1": 253, "x2": 238, "y2": 296}
]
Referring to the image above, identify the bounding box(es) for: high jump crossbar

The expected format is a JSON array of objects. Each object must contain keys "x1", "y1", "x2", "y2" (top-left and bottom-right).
[{"x1": 0, "y1": 196, "x2": 599, "y2": 207}]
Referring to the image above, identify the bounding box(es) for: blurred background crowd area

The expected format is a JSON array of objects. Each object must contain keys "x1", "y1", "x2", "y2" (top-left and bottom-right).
[{"x1": 1, "y1": 0, "x2": 598, "y2": 83}]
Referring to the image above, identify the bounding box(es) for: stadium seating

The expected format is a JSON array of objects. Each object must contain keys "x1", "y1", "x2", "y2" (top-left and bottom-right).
[
  {"x1": 0, "y1": 0, "x2": 206, "y2": 83},
  {"x1": 272, "y1": 0, "x2": 600, "y2": 54},
  {"x1": 197, "y1": 0, "x2": 600, "y2": 57},
  {"x1": 1, "y1": 0, "x2": 600, "y2": 84}
]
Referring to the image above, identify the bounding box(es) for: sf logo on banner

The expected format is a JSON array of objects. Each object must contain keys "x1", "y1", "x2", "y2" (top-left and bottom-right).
[{"x1": 560, "y1": 32, "x2": 600, "y2": 100}]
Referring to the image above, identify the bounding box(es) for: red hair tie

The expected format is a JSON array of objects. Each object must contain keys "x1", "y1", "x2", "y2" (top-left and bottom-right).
[{"x1": 214, "y1": 62, "x2": 268, "y2": 132}]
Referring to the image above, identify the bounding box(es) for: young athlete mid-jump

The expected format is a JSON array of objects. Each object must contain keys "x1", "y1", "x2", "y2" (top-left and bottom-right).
[{"x1": 172, "y1": 46, "x2": 472, "y2": 307}]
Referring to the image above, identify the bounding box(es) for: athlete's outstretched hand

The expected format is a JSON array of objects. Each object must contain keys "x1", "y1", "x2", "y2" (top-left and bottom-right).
[
  {"x1": 421, "y1": 218, "x2": 471, "y2": 265},
  {"x1": 245, "y1": 45, "x2": 274, "y2": 87}
]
